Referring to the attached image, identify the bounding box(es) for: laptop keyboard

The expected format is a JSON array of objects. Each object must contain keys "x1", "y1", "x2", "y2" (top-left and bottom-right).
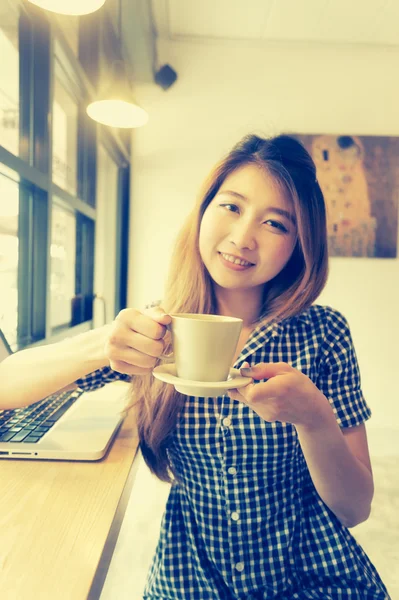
[{"x1": 0, "y1": 389, "x2": 83, "y2": 444}]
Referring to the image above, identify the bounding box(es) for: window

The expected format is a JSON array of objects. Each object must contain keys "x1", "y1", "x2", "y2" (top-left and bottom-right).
[
  {"x1": 50, "y1": 202, "x2": 76, "y2": 330},
  {"x1": 0, "y1": 2, "x2": 19, "y2": 157},
  {"x1": 0, "y1": 3, "x2": 130, "y2": 350},
  {"x1": 49, "y1": 202, "x2": 96, "y2": 333},
  {"x1": 0, "y1": 166, "x2": 19, "y2": 346},
  {"x1": 93, "y1": 145, "x2": 119, "y2": 327},
  {"x1": 0, "y1": 164, "x2": 47, "y2": 349},
  {"x1": 52, "y1": 65, "x2": 78, "y2": 195}
]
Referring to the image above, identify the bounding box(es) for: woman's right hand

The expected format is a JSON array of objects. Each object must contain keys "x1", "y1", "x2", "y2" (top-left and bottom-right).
[{"x1": 105, "y1": 306, "x2": 172, "y2": 375}]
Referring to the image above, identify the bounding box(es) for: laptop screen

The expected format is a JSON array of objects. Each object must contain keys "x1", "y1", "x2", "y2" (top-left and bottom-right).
[{"x1": 0, "y1": 330, "x2": 12, "y2": 363}]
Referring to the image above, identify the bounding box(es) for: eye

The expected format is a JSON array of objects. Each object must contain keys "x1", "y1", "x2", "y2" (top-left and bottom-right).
[
  {"x1": 219, "y1": 203, "x2": 240, "y2": 214},
  {"x1": 264, "y1": 219, "x2": 288, "y2": 233}
]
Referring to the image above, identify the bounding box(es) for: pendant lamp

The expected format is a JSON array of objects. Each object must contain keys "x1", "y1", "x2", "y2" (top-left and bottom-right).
[
  {"x1": 27, "y1": 0, "x2": 106, "y2": 16},
  {"x1": 86, "y1": 60, "x2": 149, "y2": 129}
]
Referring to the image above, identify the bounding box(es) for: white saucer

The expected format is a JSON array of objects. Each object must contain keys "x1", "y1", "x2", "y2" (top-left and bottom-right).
[{"x1": 153, "y1": 363, "x2": 252, "y2": 397}]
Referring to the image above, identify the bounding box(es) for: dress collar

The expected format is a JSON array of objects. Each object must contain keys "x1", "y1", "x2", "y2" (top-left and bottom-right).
[{"x1": 237, "y1": 308, "x2": 314, "y2": 363}]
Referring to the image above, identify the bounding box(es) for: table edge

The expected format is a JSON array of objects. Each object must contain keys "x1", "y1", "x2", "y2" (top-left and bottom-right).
[{"x1": 87, "y1": 445, "x2": 141, "y2": 600}]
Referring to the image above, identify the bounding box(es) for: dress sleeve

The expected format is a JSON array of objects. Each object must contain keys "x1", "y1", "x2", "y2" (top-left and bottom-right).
[
  {"x1": 75, "y1": 366, "x2": 131, "y2": 391},
  {"x1": 316, "y1": 308, "x2": 372, "y2": 428}
]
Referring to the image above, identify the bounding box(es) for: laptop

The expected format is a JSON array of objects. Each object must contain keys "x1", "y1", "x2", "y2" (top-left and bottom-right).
[{"x1": 0, "y1": 328, "x2": 130, "y2": 461}]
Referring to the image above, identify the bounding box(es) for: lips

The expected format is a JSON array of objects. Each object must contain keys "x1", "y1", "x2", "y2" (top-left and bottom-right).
[
  {"x1": 218, "y1": 252, "x2": 255, "y2": 266},
  {"x1": 218, "y1": 252, "x2": 255, "y2": 271}
]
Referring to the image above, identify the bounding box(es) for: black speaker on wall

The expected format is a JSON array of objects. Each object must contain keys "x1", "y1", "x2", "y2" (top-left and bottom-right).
[{"x1": 154, "y1": 64, "x2": 178, "y2": 90}]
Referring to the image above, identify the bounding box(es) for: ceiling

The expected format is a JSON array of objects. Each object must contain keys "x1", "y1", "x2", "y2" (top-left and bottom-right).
[{"x1": 151, "y1": 0, "x2": 399, "y2": 46}]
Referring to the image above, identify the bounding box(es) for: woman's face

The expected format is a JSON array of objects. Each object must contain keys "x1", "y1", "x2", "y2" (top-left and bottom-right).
[{"x1": 199, "y1": 164, "x2": 298, "y2": 295}]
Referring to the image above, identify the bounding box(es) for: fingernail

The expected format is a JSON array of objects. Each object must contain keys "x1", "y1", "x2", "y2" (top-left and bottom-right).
[{"x1": 240, "y1": 368, "x2": 252, "y2": 376}]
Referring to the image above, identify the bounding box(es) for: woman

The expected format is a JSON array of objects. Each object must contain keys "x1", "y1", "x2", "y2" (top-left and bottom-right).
[{"x1": 0, "y1": 134, "x2": 390, "y2": 599}]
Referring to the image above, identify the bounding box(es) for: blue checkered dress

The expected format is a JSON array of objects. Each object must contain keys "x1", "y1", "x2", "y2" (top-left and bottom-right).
[{"x1": 76, "y1": 305, "x2": 390, "y2": 600}]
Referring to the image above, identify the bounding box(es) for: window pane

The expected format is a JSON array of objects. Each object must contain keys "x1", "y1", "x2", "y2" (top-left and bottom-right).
[
  {"x1": 75, "y1": 214, "x2": 94, "y2": 324},
  {"x1": 50, "y1": 203, "x2": 76, "y2": 329},
  {"x1": 52, "y1": 68, "x2": 78, "y2": 195},
  {"x1": 93, "y1": 145, "x2": 119, "y2": 327},
  {"x1": 0, "y1": 2, "x2": 19, "y2": 156},
  {"x1": 0, "y1": 166, "x2": 19, "y2": 347}
]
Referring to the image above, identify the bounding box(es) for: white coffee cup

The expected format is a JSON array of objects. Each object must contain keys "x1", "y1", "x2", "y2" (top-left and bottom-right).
[{"x1": 162, "y1": 313, "x2": 243, "y2": 382}]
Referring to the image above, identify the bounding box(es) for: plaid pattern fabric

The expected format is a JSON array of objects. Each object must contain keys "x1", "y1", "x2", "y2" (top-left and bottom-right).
[
  {"x1": 142, "y1": 305, "x2": 390, "y2": 600},
  {"x1": 75, "y1": 365, "x2": 131, "y2": 390}
]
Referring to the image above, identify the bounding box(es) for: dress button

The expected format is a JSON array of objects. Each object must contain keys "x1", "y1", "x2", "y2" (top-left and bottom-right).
[
  {"x1": 222, "y1": 417, "x2": 232, "y2": 427},
  {"x1": 228, "y1": 467, "x2": 237, "y2": 475},
  {"x1": 235, "y1": 562, "x2": 244, "y2": 572},
  {"x1": 231, "y1": 511, "x2": 240, "y2": 521}
]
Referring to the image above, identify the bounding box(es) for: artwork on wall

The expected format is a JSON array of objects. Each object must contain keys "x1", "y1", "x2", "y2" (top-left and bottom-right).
[{"x1": 291, "y1": 134, "x2": 399, "y2": 258}]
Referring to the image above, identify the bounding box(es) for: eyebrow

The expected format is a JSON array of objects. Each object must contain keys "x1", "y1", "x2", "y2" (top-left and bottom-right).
[{"x1": 218, "y1": 190, "x2": 296, "y2": 225}]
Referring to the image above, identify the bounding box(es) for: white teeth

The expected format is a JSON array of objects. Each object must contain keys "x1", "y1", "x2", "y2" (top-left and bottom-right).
[{"x1": 221, "y1": 253, "x2": 252, "y2": 267}]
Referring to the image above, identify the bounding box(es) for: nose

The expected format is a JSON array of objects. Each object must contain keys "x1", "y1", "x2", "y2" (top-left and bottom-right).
[{"x1": 229, "y1": 218, "x2": 257, "y2": 251}]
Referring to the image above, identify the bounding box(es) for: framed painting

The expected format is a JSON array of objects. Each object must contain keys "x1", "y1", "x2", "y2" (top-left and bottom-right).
[{"x1": 291, "y1": 134, "x2": 399, "y2": 258}]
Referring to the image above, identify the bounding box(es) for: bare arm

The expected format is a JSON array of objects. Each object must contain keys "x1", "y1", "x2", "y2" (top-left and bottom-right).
[
  {"x1": 232, "y1": 361, "x2": 374, "y2": 529},
  {"x1": 0, "y1": 306, "x2": 172, "y2": 410},
  {"x1": 0, "y1": 325, "x2": 111, "y2": 409},
  {"x1": 295, "y1": 415, "x2": 374, "y2": 528}
]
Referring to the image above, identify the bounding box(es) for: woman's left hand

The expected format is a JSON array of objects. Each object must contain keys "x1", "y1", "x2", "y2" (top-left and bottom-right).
[{"x1": 228, "y1": 362, "x2": 332, "y2": 429}]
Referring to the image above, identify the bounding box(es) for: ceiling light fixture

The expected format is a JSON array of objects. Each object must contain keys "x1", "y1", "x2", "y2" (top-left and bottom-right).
[
  {"x1": 86, "y1": 60, "x2": 149, "y2": 128},
  {"x1": 27, "y1": 0, "x2": 106, "y2": 16},
  {"x1": 86, "y1": 0, "x2": 148, "y2": 129}
]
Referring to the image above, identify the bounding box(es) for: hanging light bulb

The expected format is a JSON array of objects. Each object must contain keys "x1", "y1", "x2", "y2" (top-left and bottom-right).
[
  {"x1": 27, "y1": 0, "x2": 106, "y2": 16},
  {"x1": 87, "y1": 61, "x2": 149, "y2": 128},
  {"x1": 87, "y1": 100, "x2": 148, "y2": 128}
]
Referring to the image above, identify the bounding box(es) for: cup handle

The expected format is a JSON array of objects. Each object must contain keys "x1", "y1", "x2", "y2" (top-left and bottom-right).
[{"x1": 160, "y1": 323, "x2": 174, "y2": 360}]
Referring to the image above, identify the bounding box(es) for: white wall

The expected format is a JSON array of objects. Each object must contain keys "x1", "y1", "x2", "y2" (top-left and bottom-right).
[{"x1": 128, "y1": 40, "x2": 399, "y2": 444}]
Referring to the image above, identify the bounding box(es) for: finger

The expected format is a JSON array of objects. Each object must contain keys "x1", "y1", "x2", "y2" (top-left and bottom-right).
[
  {"x1": 109, "y1": 346, "x2": 159, "y2": 369},
  {"x1": 243, "y1": 379, "x2": 281, "y2": 404},
  {"x1": 143, "y1": 306, "x2": 172, "y2": 330},
  {"x1": 241, "y1": 381, "x2": 256, "y2": 399},
  {"x1": 127, "y1": 329, "x2": 167, "y2": 358},
  {"x1": 227, "y1": 388, "x2": 245, "y2": 402},
  {"x1": 109, "y1": 359, "x2": 154, "y2": 375},
  {"x1": 163, "y1": 329, "x2": 172, "y2": 346},
  {"x1": 118, "y1": 308, "x2": 171, "y2": 340},
  {"x1": 228, "y1": 382, "x2": 255, "y2": 402},
  {"x1": 108, "y1": 326, "x2": 166, "y2": 359},
  {"x1": 240, "y1": 361, "x2": 291, "y2": 380}
]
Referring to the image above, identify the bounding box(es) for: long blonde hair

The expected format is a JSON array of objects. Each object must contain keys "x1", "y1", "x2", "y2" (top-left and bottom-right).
[{"x1": 130, "y1": 134, "x2": 329, "y2": 483}]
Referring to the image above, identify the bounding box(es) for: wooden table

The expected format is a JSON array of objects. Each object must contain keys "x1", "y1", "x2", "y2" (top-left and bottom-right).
[{"x1": 0, "y1": 403, "x2": 140, "y2": 600}]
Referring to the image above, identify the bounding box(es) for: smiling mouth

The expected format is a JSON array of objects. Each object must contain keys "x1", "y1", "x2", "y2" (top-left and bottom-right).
[{"x1": 219, "y1": 252, "x2": 255, "y2": 267}]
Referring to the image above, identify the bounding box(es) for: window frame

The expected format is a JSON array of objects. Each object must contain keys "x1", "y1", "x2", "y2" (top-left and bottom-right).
[{"x1": 0, "y1": 1, "x2": 131, "y2": 350}]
